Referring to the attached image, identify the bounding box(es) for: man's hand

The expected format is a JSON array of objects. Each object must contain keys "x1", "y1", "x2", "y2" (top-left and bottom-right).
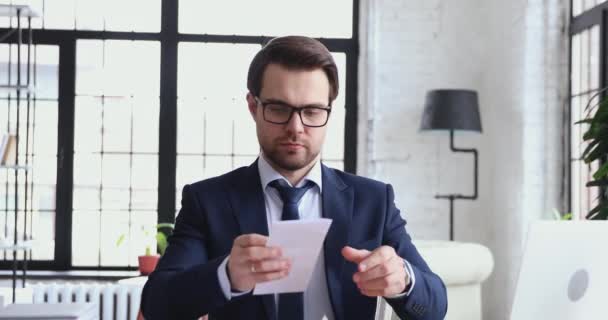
[
  {"x1": 342, "y1": 245, "x2": 409, "y2": 297},
  {"x1": 227, "y1": 234, "x2": 291, "y2": 292}
]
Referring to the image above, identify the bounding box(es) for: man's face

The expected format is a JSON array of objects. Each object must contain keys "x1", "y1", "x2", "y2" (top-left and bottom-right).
[{"x1": 247, "y1": 63, "x2": 331, "y2": 172}]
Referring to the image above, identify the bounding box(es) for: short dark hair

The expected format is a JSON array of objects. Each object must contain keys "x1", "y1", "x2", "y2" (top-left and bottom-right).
[{"x1": 247, "y1": 36, "x2": 339, "y2": 104}]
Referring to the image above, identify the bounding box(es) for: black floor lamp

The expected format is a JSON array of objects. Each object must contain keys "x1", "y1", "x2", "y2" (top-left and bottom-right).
[{"x1": 419, "y1": 89, "x2": 482, "y2": 241}]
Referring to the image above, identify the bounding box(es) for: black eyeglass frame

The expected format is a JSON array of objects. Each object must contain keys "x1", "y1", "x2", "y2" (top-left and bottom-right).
[{"x1": 254, "y1": 96, "x2": 332, "y2": 127}]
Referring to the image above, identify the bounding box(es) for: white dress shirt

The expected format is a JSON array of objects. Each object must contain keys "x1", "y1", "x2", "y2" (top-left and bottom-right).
[{"x1": 216, "y1": 155, "x2": 415, "y2": 319}]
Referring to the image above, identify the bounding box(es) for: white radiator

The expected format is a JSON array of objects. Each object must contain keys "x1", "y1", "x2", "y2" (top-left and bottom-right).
[{"x1": 31, "y1": 283, "x2": 143, "y2": 320}]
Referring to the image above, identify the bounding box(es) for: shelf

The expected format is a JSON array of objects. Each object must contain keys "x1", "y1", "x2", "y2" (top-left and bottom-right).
[
  {"x1": 0, "y1": 85, "x2": 36, "y2": 94},
  {"x1": 0, "y1": 239, "x2": 34, "y2": 251},
  {"x1": 0, "y1": 165, "x2": 31, "y2": 171},
  {"x1": 0, "y1": 4, "x2": 37, "y2": 302},
  {"x1": 0, "y1": 4, "x2": 39, "y2": 18}
]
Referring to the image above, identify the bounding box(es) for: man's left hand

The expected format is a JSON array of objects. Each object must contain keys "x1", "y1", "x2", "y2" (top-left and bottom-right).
[{"x1": 341, "y1": 245, "x2": 409, "y2": 297}]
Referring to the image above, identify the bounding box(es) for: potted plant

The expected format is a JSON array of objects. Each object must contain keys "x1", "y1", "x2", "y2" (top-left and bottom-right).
[
  {"x1": 577, "y1": 91, "x2": 608, "y2": 219},
  {"x1": 117, "y1": 223, "x2": 174, "y2": 275}
]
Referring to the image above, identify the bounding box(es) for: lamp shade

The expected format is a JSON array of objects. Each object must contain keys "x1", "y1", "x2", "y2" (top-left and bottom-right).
[{"x1": 420, "y1": 89, "x2": 482, "y2": 132}]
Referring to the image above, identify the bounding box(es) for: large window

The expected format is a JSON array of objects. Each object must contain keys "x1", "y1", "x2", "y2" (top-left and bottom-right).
[
  {"x1": 572, "y1": 0, "x2": 608, "y2": 17},
  {"x1": 569, "y1": 1, "x2": 608, "y2": 218},
  {"x1": 175, "y1": 42, "x2": 261, "y2": 202},
  {"x1": 0, "y1": 1, "x2": 358, "y2": 269},
  {"x1": 0, "y1": 44, "x2": 58, "y2": 261},
  {"x1": 72, "y1": 40, "x2": 160, "y2": 267},
  {"x1": 178, "y1": 0, "x2": 352, "y2": 38},
  {"x1": 175, "y1": 45, "x2": 347, "y2": 211}
]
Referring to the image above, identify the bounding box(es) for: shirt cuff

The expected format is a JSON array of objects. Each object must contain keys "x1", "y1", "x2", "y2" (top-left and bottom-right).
[
  {"x1": 385, "y1": 259, "x2": 416, "y2": 299},
  {"x1": 217, "y1": 256, "x2": 252, "y2": 300}
]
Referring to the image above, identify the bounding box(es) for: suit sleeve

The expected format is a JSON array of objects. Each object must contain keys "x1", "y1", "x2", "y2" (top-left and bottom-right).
[
  {"x1": 141, "y1": 184, "x2": 232, "y2": 319},
  {"x1": 382, "y1": 184, "x2": 448, "y2": 320}
]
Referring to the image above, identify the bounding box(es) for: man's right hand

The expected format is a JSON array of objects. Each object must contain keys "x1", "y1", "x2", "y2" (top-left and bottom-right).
[{"x1": 227, "y1": 234, "x2": 291, "y2": 292}]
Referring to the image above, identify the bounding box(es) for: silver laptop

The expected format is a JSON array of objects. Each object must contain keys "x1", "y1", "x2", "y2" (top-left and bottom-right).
[{"x1": 510, "y1": 221, "x2": 608, "y2": 319}]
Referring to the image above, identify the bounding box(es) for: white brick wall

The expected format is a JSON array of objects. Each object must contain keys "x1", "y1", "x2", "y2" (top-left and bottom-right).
[{"x1": 359, "y1": 1, "x2": 569, "y2": 319}]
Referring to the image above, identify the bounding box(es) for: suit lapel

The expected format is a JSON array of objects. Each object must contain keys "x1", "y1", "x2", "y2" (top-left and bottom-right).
[
  {"x1": 227, "y1": 160, "x2": 276, "y2": 320},
  {"x1": 228, "y1": 160, "x2": 269, "y2": 236},
  {"x1": 321, "y1": 164, "x2": 353, "y2": 320}
]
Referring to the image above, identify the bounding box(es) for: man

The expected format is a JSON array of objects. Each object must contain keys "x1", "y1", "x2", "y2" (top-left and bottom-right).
[{"x1": 142, "y1": 36, "x2": 447, "y2": 320}]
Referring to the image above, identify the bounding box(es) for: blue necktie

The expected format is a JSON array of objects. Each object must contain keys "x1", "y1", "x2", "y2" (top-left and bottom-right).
[{"x1": 269, "y1": 179, "x2": 315, "y2": 320}]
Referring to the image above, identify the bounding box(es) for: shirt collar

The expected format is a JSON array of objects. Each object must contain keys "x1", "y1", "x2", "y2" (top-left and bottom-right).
[{"x1": 258, "y1": 153, "x2": 323, "y2": 192}]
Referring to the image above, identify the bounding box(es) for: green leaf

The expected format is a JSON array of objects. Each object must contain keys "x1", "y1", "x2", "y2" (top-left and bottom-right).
[
  {"x1": 593, "y1": 162, "x2": 608, "y2": 180},
  {"x1": 596, "y1": 101, "x2": 608, "y2": 116},
  {"x1": 116, "y1": 234, "x2": 126, "y2": 247},
  {"x1": 156, "y1": 233, "x2": 168, "y2": 256},
  {"x1": 581, "y1": 140, "x2": 600, "y2": 159},
  {"x1": 581, "y1": 128, "x2": 596, "y2": 141},
  {"x1": 581, "y1": 99, "x2": 608, "y2": 121},
  {"x1": 583, "y1": 144, "x2": 607, "y2": 163},
  {"x1": 586, "y1": 207, "x2": 608, "y2": 220},
  {"x1": 586, "y1": 179, "x2": 608, "y2": 187},
  {"x1": 582, "y1": 124, "x2": 608, "y2": 141},
  {"x1": 583, "y1": 95, "x2": 608, "y2": 112},
  {"x1": 588, "y1": 203, "x2": 603, "y2": 217}
]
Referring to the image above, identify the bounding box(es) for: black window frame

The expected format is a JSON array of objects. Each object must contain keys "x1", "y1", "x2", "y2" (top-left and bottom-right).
[
  {"x1": 569, "y1": 1, "x2": 608, "y2": 217},
  {"x1": 0, "y1": 0, "x2": 359, "y2": 271}
]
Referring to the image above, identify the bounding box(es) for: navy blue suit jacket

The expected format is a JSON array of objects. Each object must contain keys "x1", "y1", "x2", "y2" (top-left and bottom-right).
[{"x1": 141, "y1": 161, "x2": 447, "y2": 319}]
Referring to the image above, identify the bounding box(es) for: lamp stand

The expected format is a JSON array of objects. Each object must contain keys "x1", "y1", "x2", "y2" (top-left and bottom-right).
[{"x1": 436, "y1": 130, "x2": 479, "y2": 240}]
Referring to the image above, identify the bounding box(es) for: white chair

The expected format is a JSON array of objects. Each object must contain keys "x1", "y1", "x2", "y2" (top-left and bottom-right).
[{"x1": 376, "y1": 240, "x2": 494, "y2": 320}]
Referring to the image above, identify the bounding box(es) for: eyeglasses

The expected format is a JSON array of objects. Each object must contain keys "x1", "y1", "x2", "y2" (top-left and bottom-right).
[{"x1": 254, "y1": 96, "x2": 332, "y2": 127}]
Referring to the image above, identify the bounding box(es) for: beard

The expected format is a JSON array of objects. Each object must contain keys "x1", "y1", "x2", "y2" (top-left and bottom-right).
[{"x1": 261, "y1": 139, "x2": 319, "y2": 172}]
